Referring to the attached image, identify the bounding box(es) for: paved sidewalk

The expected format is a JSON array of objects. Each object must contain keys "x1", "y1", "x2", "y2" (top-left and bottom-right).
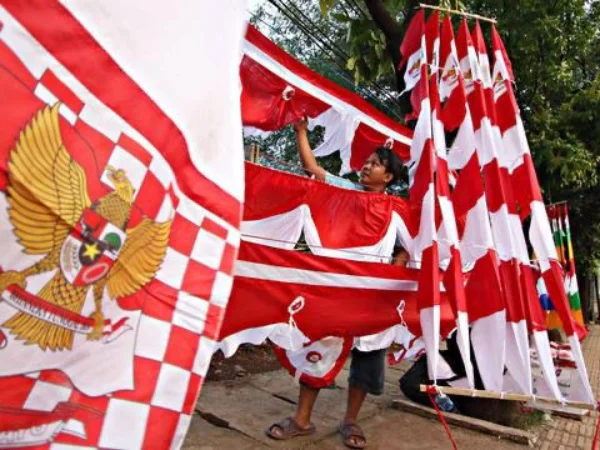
[
  {"x1": 185, "y1": 326, "x2": 600, "y2": 449},
  {"x1": 534, "y1": 326, "x2": 600, "y2": 450}
]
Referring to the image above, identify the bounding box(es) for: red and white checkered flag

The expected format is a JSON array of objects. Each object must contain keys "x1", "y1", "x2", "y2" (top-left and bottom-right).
[{"x1": 0, "y1": 1, "x2": 245, "y2": 448}]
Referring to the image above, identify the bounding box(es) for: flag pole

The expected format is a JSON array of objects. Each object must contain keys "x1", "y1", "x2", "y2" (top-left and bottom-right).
[
  {"x1": 418, "y1": 385, "x2": 597, "y2": 410},
  {"x1": 418, "y1": 3, "x2": 497, "y2": 24}
]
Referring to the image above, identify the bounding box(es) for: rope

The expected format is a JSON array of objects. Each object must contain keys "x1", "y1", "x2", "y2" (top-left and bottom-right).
[{"x1": 425, "y1": 386, "x2": 459, "y2": 450}]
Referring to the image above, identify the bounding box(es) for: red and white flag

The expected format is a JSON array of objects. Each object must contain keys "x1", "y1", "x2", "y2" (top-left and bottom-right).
[
  {"x1": 469, "y1": 21, "x2": 532, "y2": 395},
  {"x1": 406, "y1": 27, "x2": 442, "y2": 382},
  {"x1": 491, "y1": 25, "x2": 594, "y2": 403},
  {"x1": 0, "y1": 1, "x2": 245, "y2": 448},
  {"x1": 429, "y1": 14, "x2": 474, "y2": 388},
  {"x1": 400, "y1": 10, "x2": 428, "y2": 120},
  {"x1": 441, "y1": 17, "x2": 506, "y2": 392}
]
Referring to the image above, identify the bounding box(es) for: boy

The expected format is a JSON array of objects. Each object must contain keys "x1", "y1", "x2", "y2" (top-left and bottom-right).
[{"x1": 266, "y1": 118, "x2": 409, "y2": 449}]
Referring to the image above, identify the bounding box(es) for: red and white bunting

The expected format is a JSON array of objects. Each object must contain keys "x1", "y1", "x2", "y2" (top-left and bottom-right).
[
  {"x1": 491, "y1": 25, "x2": 594, "y2": 404},
  {"x1": 406, "y1": 24, "x2": 442, "y2": 381},
  {"x1": 440, "y1": 17, "x2": 506, "y2": 392},
  {"x1": 242, "y1": 25, "x2": 412, "y2": 174},
  {"x1": 469, "y1": 21, "x2": 532, "y2": 395},
  {"x1": 427, "y1": 11, "x2": 474, "y2": 388}
]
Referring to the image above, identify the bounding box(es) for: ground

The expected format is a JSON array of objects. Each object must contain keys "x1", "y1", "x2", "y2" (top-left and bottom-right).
[{"x1": 189, "y1": 326, "x2": 600, "y2": 449}]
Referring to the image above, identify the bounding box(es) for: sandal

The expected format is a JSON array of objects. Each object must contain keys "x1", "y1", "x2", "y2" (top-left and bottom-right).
[
  {"x1": 265, "y1": 417, "x2": 316, "y2": 440},
  {"x1": 339, "y1": 422, "x2": 366, "y2": 449}
]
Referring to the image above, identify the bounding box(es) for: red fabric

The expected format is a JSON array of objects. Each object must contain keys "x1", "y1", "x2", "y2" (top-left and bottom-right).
[
  {"x1": 220, "y1": 242, "x2": 458, "y2": 342},
  {"x1": 399, "y1": 9, "x2": 425, "y2": 69},
  {"x1": 240, "y1": 57, "x2": 330, "y2": 131},
  {"x1": 464, "y1": 250, "x2": 506, "y2": 322},
  {"x1": 425, "y1": 11, "x2": 440, "y2": 65},
  {"x1": 491, "y1": 25, "x2": 514, "y2": 81},
  {"x1": 244, "y1": 25, "x2": 412, "y2": 163},
  {"x1": 243, "y1": 162, "x2": 416, "y2": 246},
  {"x1": 349, "y1": 123, "x2": 408, "y2": 170}
]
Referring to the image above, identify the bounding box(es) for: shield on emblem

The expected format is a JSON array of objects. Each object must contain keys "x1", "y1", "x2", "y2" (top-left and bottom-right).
[{"x1": 60, "y1": 208, "x2": 127, "y2": 286}]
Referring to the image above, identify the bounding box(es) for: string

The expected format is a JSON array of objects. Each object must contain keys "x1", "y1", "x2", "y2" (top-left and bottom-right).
[{"x1": 425, "y1": 386, "x2": 459, "y2": 450}]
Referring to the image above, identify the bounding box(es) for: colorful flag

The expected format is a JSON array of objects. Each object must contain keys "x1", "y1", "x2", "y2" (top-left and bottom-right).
[{"x1": 0, "y1": 1, "x2": 245, "y2": 448}]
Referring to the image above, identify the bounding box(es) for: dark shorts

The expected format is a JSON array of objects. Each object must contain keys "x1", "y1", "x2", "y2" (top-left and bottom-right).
[{"x1": 348, "y1": 348, "x2": 386, "y2": 396}]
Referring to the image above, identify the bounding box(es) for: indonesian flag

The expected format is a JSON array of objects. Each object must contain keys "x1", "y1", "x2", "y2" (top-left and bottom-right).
[
  {"x1": 491, "y1": 25, "x2": 594, "y2": 403},
  {"x1": 400, "y1": 10, "x2": 427, "y2": 119},
  {"x1": 407, "y1": 36, "x2": 442, "y2": 381},
  {"x1": 440, "y1": 17, "x2": 506, "y2": 392},
  {"x1": 0, "y1": 1, "x2": 245, "y2": 448},
  {"x1": 470, "y1": 21, "x2": 532, "y2": 395},
  {"x1": 429, "y1": 12, "x2": 474, "y2": 388}
]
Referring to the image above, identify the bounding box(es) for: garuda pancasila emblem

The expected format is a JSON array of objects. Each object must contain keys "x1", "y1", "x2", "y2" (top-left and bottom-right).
[{"x1": 0, "y1": 104, "x2": 171, "y2": 351}]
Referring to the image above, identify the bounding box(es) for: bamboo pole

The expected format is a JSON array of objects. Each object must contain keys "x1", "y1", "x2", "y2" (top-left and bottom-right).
[
  {"x1": 419, "y1": 3, "x2": 497, "y2": 24},
  {"x1": 420, "y1": 385, "x2": 597, "y2": 411}
]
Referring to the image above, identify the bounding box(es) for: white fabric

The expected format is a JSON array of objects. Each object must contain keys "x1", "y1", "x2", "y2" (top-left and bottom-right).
[
  {"x1": 460, "y1": 196, "x2": 494, "y2": 265},
  {"x1": 310, "y1": 108, "x2": 361, "y2": 175},
  {"x1": 65, "y1": 0, "x2": 246, "y2": 201},
  {"x1": 489, "y1": 205, "x2": 517, "y2": 261},
  {"x1": 242, "y1": 206, "x2": 306, "y2": 250},
  {"x1": 471, "y1": 309, "x2": 506, "y2": 391},
  {"x1": 531, "y1": 331, "x2": 562, "y2": 400},
  {"x1": 567, "y1": 335, "x2": 595, "y2": 404},
  {"x1": 455, "y1": 311, "x2": 474, "y2": 388},
  {"x1": 421, "y1": 306, "x2": 441, "y2": 381},
  {"x1": 504, "y1": 320, "x2": 532, "y2": 394},
  {"x1": 288, "y1": 336, "x2": 346, "y2": 380},
  {"x1": 529, "y1": 201, "x2": 558, "y2": 271},
  {"x1": 447, "y1": 109, "x2": 477, "y2": 170},
  {"x1": 216, "y1": 323, "x2": 310, "y2": 358},
  {"x1": 233, "y1": 261, "x2": 422, "y2": 291}
]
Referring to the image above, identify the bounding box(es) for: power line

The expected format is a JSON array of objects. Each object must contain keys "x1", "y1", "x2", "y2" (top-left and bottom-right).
[{"x1": 281, "y1": 0, "x2": 405, "y2": 114}]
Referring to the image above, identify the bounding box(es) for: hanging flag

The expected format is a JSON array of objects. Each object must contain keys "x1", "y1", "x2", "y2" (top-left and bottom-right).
[
  {"x1": 0, "y1": 1, "x2": 245, "y2": 448},
  {"x1": 563, "y1": 204, "x2": 584, "y2": 325},
  {"x1": 469, "y1": 21, "x2": 532, "y2": 395},
  {"x1": 439, "y1": 16, "x2": 506, "y2": 392},
  {"x1": 407, "y1": 30, "x2": 442, "y2": 382},
  {"x1": 428, "y1": 12, "x2": 474, "y2": 388},
  {"x1": 400, "y1": 10, "x2": 428, "y2": 119},
  {"x1": 491, "y1": 24, "x2": 594, "y2": 404}
]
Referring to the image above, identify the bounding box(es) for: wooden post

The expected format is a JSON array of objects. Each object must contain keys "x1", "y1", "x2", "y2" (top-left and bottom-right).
[{"x1": 419, "y1": 385, "x2": 597, "y2": 411}]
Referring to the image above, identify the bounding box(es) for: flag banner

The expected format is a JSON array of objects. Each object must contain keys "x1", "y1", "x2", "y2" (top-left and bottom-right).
[
  {"x1": 469, "y1": 20, "x2": 532, "y2": 395},
  {"x1": 429, "y1": 15, "x2": 474, "y2": 388},
  {"x1": 219, "y1": 241, "x2": 458, "y2": 387},
  {"x1": 543, "y1": 203, "x2": 584, "y2": 328},
  {"x1": 243, "y1": 162, "x2": 414, "y2": 261},
  {"x1": 491, "y1": 24, "x2": 594, "y2": 403},
  {"x1": 0, "y1": 1, "x2": 245, "y2": 448},
  {"x1": 242, "y1": 25, "x2": 412, "y2": 175},
  {"x1": 439, "y1": 16, "x2": 507, "y2": 393}
]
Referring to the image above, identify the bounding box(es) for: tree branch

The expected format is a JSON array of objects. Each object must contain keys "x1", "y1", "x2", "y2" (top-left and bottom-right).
[{"x1": 363, "y1": 0, "x2": 402, "y2": 39}]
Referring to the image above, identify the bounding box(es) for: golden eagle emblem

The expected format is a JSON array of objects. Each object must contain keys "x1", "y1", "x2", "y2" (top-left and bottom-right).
[{"x1": 0, "y1": 104, "x2": 171, "y2": 351}]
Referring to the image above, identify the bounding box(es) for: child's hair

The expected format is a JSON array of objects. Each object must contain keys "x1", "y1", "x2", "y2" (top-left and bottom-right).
[{"x1": 375, "y1": 146, "x2": 404, "y2": 186}]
